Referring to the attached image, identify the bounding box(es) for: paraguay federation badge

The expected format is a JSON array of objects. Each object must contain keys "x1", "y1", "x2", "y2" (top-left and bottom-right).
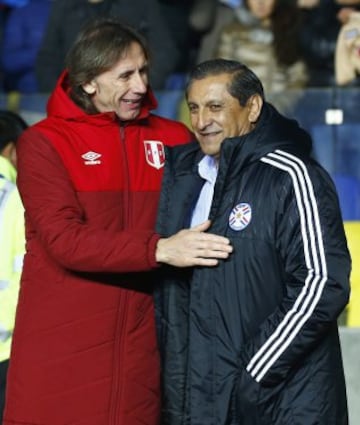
[
  {"x1": 144, "y1": 140, "x2": 165, "y2": 170},
  {"x1": 229, "y1": 203, "x2": 252, "y2": 231}
]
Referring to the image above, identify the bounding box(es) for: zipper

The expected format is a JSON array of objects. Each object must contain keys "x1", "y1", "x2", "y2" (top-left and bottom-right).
[
  {"x1": 119, "y1": 123, "x2": 132, "y2": 228},
  {"x1": 109, "y1": 122, "x2": 131, "y2": 424},
  {"x1": 109, "y1": 292, "x2": 129, "y2": 425}
]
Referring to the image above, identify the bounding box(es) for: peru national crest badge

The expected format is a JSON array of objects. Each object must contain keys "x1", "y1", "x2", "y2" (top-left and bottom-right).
[{"x1": 144, "y1": 140, "x2": 165, "y2": 169}]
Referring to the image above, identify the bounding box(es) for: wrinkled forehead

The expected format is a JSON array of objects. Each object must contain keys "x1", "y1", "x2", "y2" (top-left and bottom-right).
[{"x1": 187, "y1": 74, "x2": 234, "y2": 103}]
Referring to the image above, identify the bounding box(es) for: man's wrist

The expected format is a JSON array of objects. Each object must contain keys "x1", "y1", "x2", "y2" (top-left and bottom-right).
[{"x1": 155, "y1": 238, "x2": 167, "y2": 264}]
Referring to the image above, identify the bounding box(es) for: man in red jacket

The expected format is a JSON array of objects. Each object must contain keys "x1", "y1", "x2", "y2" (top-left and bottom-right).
[{"x1": 2, "y1": 19, "x2": 232, "y2": 425}]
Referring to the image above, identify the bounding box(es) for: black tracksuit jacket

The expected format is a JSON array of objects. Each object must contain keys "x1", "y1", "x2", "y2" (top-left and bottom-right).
[{"x1": 155, "y1": 103, "x2": 351, "y2": 425}]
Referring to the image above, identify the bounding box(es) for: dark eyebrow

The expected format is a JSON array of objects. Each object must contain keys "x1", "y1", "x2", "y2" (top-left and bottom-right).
[
  {"x1": 119, "y1": 70, "x2": 133, "y2": 78},
  {"x1": 206, "y1": 100, "x2": 224, "y2": 107},
  {"x1": 118, "y1": 62, "x2": 149, "y2": 78}
]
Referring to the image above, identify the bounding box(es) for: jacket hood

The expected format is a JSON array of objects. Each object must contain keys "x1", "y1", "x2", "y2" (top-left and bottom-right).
[
  {"x1": 221, "y1": 102, "x2": 312, "y2": 166},
  {"x1": 46, "y1": 70, "x2": 158, "y2": 124}
]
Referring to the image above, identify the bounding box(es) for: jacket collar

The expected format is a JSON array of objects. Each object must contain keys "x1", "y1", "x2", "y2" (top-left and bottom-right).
[{"x1": 218, "y1": 102, "x2": 312, "y2": 177}]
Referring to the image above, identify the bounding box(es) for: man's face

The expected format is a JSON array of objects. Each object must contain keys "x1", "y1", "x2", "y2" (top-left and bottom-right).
[
  {"x1": 247, "y1": 0, "x2": 276, "y2": 20},
  {"x1": 187, "y1": 73, "x2": 259, "y2": 159},
  {"x1": 82, "y1": 41, "x2": 148, "y2": 121}
]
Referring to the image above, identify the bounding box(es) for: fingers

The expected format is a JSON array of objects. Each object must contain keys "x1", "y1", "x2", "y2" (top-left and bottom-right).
[
  {"x1": 197, "y1": 245, "x2": 233, "y2": 258},
  {"x1": 155, "y1": 228, "x2": 233, "y2": 267},
  {"x1": 191, "y1": 236, "x2": 233, "y2": 255},
  {"x1": 197, "y1": 232, "x2": 232, "y2": 246},
  {"x1": 190, "y1": 221, "x2": 231, "y2": 246},
  {"x1": 186, "y1": 257, "x2": 219, "y2": 267},
  {"x1": 191, "y1": 219, "x2": 212, "y2": 232}
]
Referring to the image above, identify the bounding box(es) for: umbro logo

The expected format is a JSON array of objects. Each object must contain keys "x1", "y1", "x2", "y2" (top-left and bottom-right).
[{"x1": 81, "y1": 151, "x2": 102, "y2": 165}]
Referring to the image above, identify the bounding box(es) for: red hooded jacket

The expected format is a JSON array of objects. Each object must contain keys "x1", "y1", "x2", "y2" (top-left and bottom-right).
[{"x1": 3, "y1": 72, "x2": 193, "y2": 425}]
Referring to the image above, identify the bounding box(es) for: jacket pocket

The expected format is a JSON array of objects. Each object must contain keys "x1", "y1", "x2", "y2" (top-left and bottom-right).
[{"x1": 231, "y1": 368, "x2": 279, "y2": 425}]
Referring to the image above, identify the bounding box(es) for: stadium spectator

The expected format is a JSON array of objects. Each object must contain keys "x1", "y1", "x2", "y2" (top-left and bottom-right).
[
  {"x1": 335, "y1": 10, "x2": 360, "y2": 85},
  {"x1": 0, "y1": 110, "x2": 27, "y2": 423},
  {"x1": 0, "y1": 0, "x2": 52, "y2": 93},
  {"x1": 214, "y1": 0, "x2": 308, "y2": 94},
  {"x1": 298, "y1": 0, "x2": 343, "y2": 86},
  {"x1": 159, "y1": 0, "x2": 217, "y2": 89},
  {"x1": 35, "y1": 0, "x2": 180, "y2": 92}
]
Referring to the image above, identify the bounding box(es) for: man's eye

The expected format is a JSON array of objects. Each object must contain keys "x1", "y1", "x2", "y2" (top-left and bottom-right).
[
  {"x1": 210, "y1": 104, "x2": 221, "y2": 111},
  {"x1": 140, "y1": 66, "x2": 149, "y2": 75}
]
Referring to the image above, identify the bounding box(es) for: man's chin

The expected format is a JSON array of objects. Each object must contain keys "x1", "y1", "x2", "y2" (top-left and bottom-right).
[
  {"x1": 199, "y1": 140, "x2": 220, "y2": 155},
  {"x1": 116, "y1": 109, "x2": 141, "y2": 121}
]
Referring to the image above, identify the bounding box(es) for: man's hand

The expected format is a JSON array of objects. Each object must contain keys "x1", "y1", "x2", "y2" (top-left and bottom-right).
[{"x1": 155, "y1": 220, "x2": 233, "y2": 267}]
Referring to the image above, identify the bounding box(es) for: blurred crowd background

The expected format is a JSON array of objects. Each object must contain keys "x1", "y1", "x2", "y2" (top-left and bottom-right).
[{"x1": 0, "y1": 0, "x2": 359, "y2": 95}]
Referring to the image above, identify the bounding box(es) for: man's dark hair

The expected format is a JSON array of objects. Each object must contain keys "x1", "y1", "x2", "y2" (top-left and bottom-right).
[
  {"x1": 66, "y1": 18, "x2": 150, "y2": 113},
  {"x1": 186, "y1": 59, "x2": 265, "y2": 106},
  {"x1": 0, "y1": 110, "x2": 28, "y2": 151}
]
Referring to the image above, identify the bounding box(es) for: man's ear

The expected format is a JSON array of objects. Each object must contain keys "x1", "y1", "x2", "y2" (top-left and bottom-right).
[
  {"x1": 1, "y1": 141, "x2": 15, "y2": 163},
  {"x1": 82, "y1": 81, "x2": 97, "y2": 95},
  {"x1": 248, "y1": 94, "x2": 263, "y2": 123}
]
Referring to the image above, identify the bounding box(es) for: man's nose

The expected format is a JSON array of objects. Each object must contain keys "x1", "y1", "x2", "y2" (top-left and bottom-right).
[
  {"x1": 196, "y1": 109, "x2": 211, "y2": 130},
  {"x1": 132, "y1": 72, "x2": 147, "y2": 93}
]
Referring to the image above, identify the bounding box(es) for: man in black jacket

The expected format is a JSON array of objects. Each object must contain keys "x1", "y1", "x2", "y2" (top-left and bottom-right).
[{"x1": 155, "y1": 58, "x2": 351, "y2": 425}]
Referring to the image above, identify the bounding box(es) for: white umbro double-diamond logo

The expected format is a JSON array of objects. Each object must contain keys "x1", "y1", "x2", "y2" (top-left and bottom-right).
[{"x1": 81, "y1": 151, "x2": 102, "y2": 165}]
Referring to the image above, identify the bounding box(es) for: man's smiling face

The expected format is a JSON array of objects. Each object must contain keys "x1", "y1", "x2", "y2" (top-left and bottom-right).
[
  {"x1": 187, "y1": 73, "x2": 255, "y2": 159},
  {"x1": 82, "y1": 41, "x2": 148, "y2": 121}
]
